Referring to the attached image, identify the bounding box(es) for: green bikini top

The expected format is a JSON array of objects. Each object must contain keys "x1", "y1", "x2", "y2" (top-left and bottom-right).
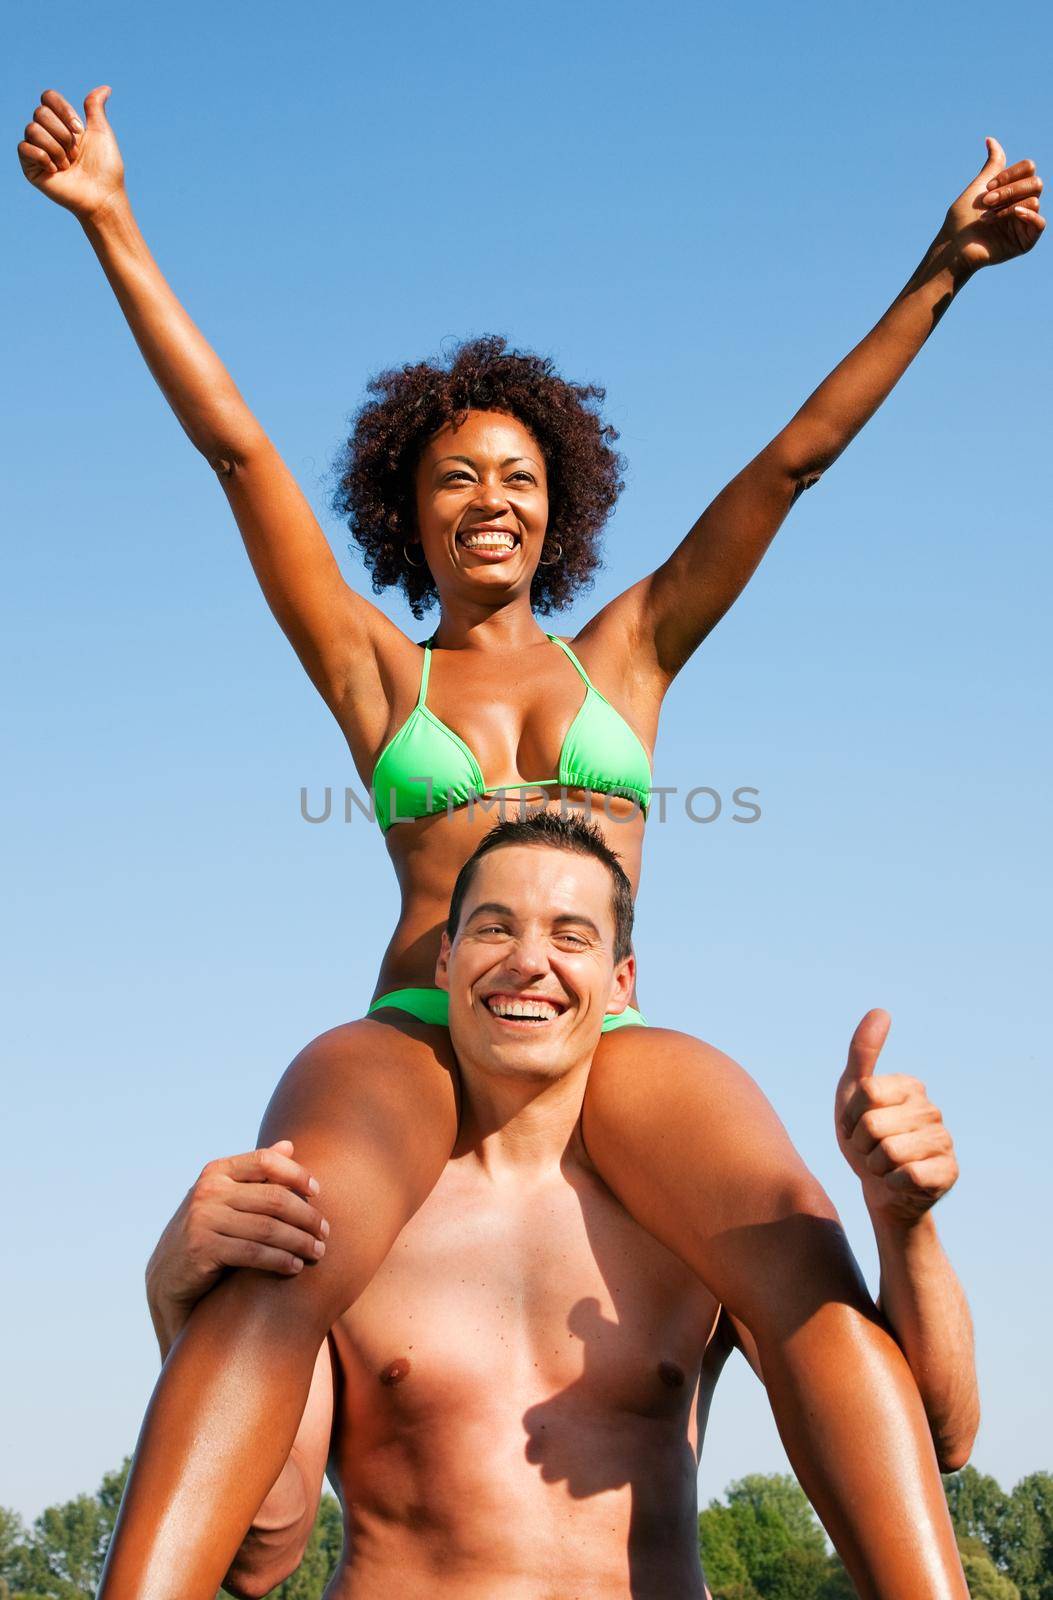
[{"x1": 372, "y1": 634, "x2": 652, "y2": 833}]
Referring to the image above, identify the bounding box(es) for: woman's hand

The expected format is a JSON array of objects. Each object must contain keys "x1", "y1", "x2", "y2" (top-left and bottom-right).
[
  {"x1": 145, "y1": 1141, "x2": 330, "y2": 1352},
  {"x1": 938, "y1": 137, "x2": 1045, "y2": 272},
  {"x1": 17, "y1": 85, "x2": 125, "y2": 223},
  {"x1": 834, "y1": 1011, "x2": 959, "y2": 1228}
]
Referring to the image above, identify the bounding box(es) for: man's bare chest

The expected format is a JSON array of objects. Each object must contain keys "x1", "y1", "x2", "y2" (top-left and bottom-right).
[{"x1": 329, "y1": 1162, "x2": 720, "y2": 1437}]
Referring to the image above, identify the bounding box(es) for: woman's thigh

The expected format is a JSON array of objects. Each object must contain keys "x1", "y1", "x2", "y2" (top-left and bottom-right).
[
  {"x1": 261, "y1": 1010, "x2": 461, "y2": 1291},
  {"x1": 580, "y1": 1025, "x2": 824, "y2": 1296}
]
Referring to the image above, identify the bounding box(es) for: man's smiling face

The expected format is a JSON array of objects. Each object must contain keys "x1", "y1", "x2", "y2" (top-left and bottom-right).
[{"x1": 436, "y1": 843, "x2": 634, "y2": 1081}]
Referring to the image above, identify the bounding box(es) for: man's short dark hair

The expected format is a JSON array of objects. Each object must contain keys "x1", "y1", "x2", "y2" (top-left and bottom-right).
[{"x1": 446, "y1": 810, "x2": 634, "y2": 963}]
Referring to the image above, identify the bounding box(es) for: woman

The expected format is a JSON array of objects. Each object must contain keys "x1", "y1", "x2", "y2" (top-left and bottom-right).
[{"x1": 19, "y1": 83, "x2": 1041, "y2": 1585}]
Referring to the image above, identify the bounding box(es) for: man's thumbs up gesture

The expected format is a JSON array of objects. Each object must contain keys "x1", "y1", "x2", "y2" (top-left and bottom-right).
[{"x1": 835, "y1": 1010, "x2": 959, "y2": 1225}]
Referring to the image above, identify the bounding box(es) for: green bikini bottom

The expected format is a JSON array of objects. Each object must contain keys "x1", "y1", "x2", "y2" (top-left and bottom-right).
[{"x1": 367, "y1": 987, "x2": 648, "y2": 1032}]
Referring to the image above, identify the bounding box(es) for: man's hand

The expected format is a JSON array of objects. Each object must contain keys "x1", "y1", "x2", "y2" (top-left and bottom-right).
[
  {"x1": 146, "y1": 1141, "x2": 329, "y2": 1353},
  {"x1": 835, "y1": 1010, "x2": 959, "y2": 1226},
  {"x1": 936, "y1": 137, "x2": 1045, "y2": 272}
]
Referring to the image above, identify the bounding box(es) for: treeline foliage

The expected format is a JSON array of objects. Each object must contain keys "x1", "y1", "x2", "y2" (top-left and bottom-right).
[
  {"x1": 698, "y1": 1474, "x2": 855, "y2": 1598},
  {"x1": 699, "y1": 1468, "x2": 1053, "y2": 1600},
  {"x1": 945, "y1": 1468, "x2": 1053, "y2": 1600},
  {"x1": 0, "y1": 1460, "x2": 341, "y2": 1600},
  {"x1": 2, "y1": 1463, "x2": 1051, "y2": 1598}
]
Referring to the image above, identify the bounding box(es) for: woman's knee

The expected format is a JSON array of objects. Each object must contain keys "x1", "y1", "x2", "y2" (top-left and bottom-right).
[
  {"x1": 264, "y1": 1016, "x2": 460, "y2": 1198},
  {"x1": 586, "y1": 1026, "x2": 720, "y2": 1114}
]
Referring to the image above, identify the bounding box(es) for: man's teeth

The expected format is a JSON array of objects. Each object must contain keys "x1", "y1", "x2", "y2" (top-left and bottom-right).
[
  {"x1": 461, "y1": 533, "x2": 517, "y2": 550},
  {"x1": 486, "y1": 997, "x2": 560, "y2": 1021}
]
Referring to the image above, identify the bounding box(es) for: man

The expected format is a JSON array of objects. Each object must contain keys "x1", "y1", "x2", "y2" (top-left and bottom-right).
[
  {"x1": 103, "y1": 813, "x2": 970, "y2": 1598},
  {"x1": 148, "y1": 1010, "x2": 976, "y2": 1595}
]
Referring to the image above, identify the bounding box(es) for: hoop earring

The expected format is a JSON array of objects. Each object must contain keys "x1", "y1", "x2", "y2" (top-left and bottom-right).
[
  {"x1": 539, "y1": 541, "x2": 563, "y2": 566},
  {"x1": 403, "y1": 543, "x2": 427, "y2": 569}
]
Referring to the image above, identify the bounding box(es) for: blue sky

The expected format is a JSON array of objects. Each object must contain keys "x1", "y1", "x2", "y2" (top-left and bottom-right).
[{"x1": 3, "y1": 0, "x2": 1050, "y2": 1523}]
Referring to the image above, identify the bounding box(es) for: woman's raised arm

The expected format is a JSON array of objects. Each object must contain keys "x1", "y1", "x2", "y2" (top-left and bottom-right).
[
  {"x1": 18, "y1": 85, "x2": 399, "y2": 733},
  {"x1": 588, "y1": 138, "x2": 1044, "y2": 688}
]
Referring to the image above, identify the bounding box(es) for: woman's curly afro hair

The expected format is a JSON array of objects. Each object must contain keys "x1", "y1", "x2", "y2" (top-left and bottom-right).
[{"x1": 332, "y1": 335, "x2": 626, "y2": 619}]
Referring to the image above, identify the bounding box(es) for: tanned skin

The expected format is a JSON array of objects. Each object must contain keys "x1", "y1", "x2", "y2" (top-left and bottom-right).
[
  {"x1": 19, "y1": 85, "x2": 1033, "y2": 1584},
  {"x1": 147, "y1": 1007, "x2": 975, "y2": 1595},
  {"x1": 104, "y1": 838, "x2": 968, "y2": 1598}
]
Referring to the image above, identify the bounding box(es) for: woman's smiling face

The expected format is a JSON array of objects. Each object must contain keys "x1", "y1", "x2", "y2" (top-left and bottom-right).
[{"x1": 413, "y1": 410, "x2": 550, "y2": 604}]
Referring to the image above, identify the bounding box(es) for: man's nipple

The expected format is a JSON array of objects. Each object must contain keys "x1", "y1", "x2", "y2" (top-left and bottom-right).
[
  {"x1": 658, "y1": 1360, "x2": 685, "y2": 1389},
  {"x1": 380, "y1": 1357, "x2": 411, "y2": 1386}
]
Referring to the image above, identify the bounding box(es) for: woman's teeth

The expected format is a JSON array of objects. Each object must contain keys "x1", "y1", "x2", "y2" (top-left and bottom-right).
[{"x1": 460, "y1": 533, "x2": 517, "y2": 551}]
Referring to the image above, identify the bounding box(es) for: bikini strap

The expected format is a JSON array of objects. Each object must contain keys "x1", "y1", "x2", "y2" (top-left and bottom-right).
[
  {"x1": 547, "y1": 633, "x2": 595, "y2": 690},
  {"x1": 416, "y1": 637, "x2": 436, "y2": 708}
]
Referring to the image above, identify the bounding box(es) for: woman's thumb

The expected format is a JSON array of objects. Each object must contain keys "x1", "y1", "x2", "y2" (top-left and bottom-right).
[
  {"x1": 83, "y1": 85, "x2": 112, "y2": 126},
  {"x1": 980, "y1": 134, "x2": 1006, "y2": 180}
]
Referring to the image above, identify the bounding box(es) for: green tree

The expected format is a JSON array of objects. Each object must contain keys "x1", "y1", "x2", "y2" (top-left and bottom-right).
[
  {"x1": 699, "y1": 1474, "x2": 851, "y2": 1600},
  {"x1": 8, "y1": 1458, "x2": 1053, "y2": 1599},
  {"x1": 726, "y1": 1477, "x2": 827, "y2": 1557},
  {"x1": 698, "y1": 1501, "x2": 761, "y2": 1597},
  {"x1": 1002, "y1": 1474, "x2": 1053, "y2": 1600},
  {"x1": 726, "y1": 1501, "x2": 797, "y2": 1591},
  {"x1": 945, "y1": 1466, "x2": 1011, "y2": 1560},
  {"x1": 764, "y1": 1546, "x2": 837, "y2": 1600},
  {"x1": 815, "y1": 1563, "x2": 856, "y2": 1600},
  {"x1": 0, "y1": 1506, "x2": 28, "y2": 1600},
  {"x1": 0, "y1": 1464, "x2": 339, "y2": 1600},
  {"x1": 0, "y1": 1460, "x2": 130, "y2": 1600},
  {"x1": 12, "y1": 1494, "x2": 110, "y2": 1598},
  {"x1": 957, "y1": 1536, "x2": 1021, "y2": 1600},
  {"x1": 944, "y1": 1466, "x2": 1053, "y2": 1600}
]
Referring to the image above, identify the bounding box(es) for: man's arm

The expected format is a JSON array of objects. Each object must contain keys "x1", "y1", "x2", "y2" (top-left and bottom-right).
[
  {"x1": 716, "y1": 1010, "x2": 978, "y2": 1472},
  {"x1": 100, "y1": 1022, "x2": 453, "y2": 1600},
  {"x1": 584, "y1": 1029, "x2": 969, "y2": 1599},
  {"x1": 869, "y1": 1214, "x2": 976, "y2": 1470},
  {"x1": 835, "y1": 1010, "x2": 979, "y2": 1470},
  {"x1": 718, "y1": 1212, "x2": 976, "y2": 1476}
]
